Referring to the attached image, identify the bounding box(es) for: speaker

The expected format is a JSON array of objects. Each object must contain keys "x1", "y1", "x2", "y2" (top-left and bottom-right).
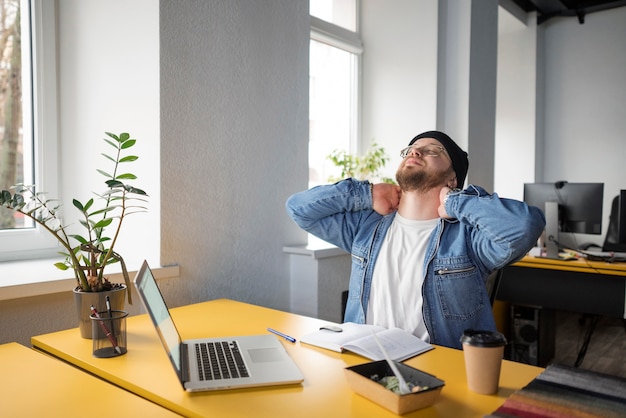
[{"x1": 508, "y1": 305, "x2": 555, "y2": 366}]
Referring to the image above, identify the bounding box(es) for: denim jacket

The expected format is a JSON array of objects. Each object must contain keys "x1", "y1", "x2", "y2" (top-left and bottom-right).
[{"x1": 286, "y1": 179, "x2": 546, "y2": 349}]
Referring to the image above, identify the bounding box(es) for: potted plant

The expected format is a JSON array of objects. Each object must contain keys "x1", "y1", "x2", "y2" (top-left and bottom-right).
[
  {"x1": 0, "y1": 131, "x2": 148, "y2": 338},
  {"x1": 326, "y1": 142, "x2": 396, "y2": 184}
]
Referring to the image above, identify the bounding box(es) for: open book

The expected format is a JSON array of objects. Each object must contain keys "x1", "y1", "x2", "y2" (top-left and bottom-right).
[{"x1": 300, "y1": 323, "x2": 433, "y2": 361}]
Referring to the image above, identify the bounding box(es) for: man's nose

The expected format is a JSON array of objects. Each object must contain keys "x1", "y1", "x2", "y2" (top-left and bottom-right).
[{"x1": 408, "y1": 146, "x2": 421, "y2": 157}]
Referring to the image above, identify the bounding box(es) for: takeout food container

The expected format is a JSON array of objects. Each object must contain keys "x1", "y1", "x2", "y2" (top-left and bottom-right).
[{"x1": 344, "y1": 360, "x2": 445, "y2": 415}]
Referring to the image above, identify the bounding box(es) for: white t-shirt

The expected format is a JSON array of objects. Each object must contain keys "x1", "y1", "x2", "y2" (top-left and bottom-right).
[{"x1": 366, "y1": 214, "x2": 438, "y2": 342}]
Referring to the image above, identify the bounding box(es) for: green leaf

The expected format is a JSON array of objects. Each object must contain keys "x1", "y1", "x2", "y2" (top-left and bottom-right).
[
  {"x1": 72, "y1": 199, "x2": 84, "y2": 211},
  {"x1": 83, "y1": 198, "x2": 94, "y2": 212},
  {"x1": 100, "y1": 153, "x2": 116, "y2": 164},
  {"x1": 121, "y1": 139, "x2": 136, "y2": 149},
  {"x1": 105, "y1": 180, "x2": 124, "y2": 188},
  {"x1": 103, "y1": 138, "x2": 118, "y2": 148},
  {"x1": 116, "y1": 173, "x2": 137, "y2": 180},
  {"x1": 119, "y1": 155, "x2": 138, "y2": 163},
  {"x1": 105, "y1": 132, "x2": 120, "y2": 141},
  {"x1": 126, "y1": 186, "x2": 147, "y2": 196},
  {"x1": 11, "y1": 194, "x2": 24, "y2": 208},
  {"x1": 54, "y1": 262, "x2": 69, "y2": 270},
  {"x1": 93, "y1": 218, "x2": 113, "y2": 229},
  {"x1": 97, "y1": 169, "x2": 113, "y2": 179},
  {"x1": 69, "y1": 234, "x2": 88, "y2": 244},
  {"x1": 89, "y1": 206, "x2": 117, "y2": 217}
]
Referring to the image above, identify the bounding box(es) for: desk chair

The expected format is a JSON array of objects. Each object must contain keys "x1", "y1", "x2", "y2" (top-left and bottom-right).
[
  {"x1": 600, "y1": 195, "x2": 626, "y2": 331},
  {"x1": 486, "y1": 269, "x2": 503, "y2": 306},
  {"x1": 603, "y1": 194, "x2": 626, "y2": 253}
]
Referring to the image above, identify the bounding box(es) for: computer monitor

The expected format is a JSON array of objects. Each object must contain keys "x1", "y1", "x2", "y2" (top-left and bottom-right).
[
  {"x1": 523, "y1": 182, "x2": 604, "y2": 258},
  {"x1": 603, "y1": 190, "x2": 626, "y2": 252}
]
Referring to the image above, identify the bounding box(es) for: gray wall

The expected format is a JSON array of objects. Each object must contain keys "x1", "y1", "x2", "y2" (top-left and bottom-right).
[{"x1": 159, "y1": 1, "x2": 309, "y2": 311}]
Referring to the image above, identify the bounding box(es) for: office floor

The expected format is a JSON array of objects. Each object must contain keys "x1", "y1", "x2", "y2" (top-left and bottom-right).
[{"x1": 552, "y1": 310, "x2": 626, "y2": 379}]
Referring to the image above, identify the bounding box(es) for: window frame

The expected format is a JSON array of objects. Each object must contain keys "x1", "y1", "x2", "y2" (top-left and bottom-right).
[
  {"x1": 309, "y1": 13, "x2": 363, "y2": 183},
  {"x1": 0, "y1": 0, "x2": 60, "y2": 261}
]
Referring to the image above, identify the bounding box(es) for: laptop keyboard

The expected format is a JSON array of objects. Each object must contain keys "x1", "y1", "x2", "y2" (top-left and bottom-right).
[{"x1": 195, "y1": 341, "x2": 249, "y2": 381}]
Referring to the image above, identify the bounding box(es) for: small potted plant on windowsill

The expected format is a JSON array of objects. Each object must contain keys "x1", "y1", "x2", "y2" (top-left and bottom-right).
[
  {"x1": 326, "y1": 142, "x2": 396, "y2": 184},
  {"x1": 0, "y1": 131, "x2": 148, "y2": 338}
]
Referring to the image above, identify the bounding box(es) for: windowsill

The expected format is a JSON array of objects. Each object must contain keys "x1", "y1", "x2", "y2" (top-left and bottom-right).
[
  {"x1": 0, "y1": 256, "x2": 179, "y2": 301},
  {"x1": 283, "y1": 238, "x2": 348, "y2": 259}
]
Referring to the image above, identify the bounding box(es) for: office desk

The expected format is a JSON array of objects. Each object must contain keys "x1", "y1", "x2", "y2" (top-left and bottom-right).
[
  {"x1": 32, "y1": 299, "x2": 542, "y2": 418},
  {"x1": 0, "y1": 342, "x2": 180, "y2": 417},
  {"x1": 499, "y1": 256, "x2": 626, "y2": 318}
]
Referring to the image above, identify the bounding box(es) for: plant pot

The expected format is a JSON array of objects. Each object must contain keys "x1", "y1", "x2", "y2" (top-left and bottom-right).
[{"x1": 73, "y1": 285, "x2": 127, "y2": 339}]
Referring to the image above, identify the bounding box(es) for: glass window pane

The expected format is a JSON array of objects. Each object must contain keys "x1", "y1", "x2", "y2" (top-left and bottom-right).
[
  {"x1": 0, "y1": 0, "x2": 31, "y2": 230},
  {"x1": 310, "y1": 0, "x2": 357, "y2": 32},
  {"x1": 309, "y1": 39, "x2": 356, "y2": 187}
]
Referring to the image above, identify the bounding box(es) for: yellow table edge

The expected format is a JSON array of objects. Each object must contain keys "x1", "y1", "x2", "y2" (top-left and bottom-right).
[
  {"x1": 32, "y1": 299, "x2": 544, "y2": 418},
  {"x1": 1, "y1": 342, "x2": 180, "y2": 417},
  {"x1": 514, "y1": 255, "x2": 626, "y2": 276}
]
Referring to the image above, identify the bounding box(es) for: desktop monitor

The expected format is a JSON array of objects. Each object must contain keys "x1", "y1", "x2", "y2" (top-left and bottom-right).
[{"x1": 523, "y1": 182, "x2": 604, "y2": 258}]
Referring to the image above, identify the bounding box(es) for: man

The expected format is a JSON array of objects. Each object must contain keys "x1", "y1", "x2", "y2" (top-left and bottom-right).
[{"x1": 286, "y1": 130, "x2": 545, "y2": 349}]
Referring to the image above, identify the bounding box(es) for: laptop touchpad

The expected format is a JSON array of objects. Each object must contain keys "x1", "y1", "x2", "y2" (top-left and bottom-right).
[{"x1": 248, "y1": 348, "x2": 284, "y2": 363}]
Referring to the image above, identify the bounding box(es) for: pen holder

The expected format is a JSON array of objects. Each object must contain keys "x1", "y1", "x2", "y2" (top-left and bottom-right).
[{"x1": 90, "y1": 310, "x2": 128, "y2": 358}]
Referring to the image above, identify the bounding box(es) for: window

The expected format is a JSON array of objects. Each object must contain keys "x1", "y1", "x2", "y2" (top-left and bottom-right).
[
  {"x1": 309, "y1": 1, "x2": 362, "y2": 187},
  {"x1": 0, "y1": 0, "x2": 59, "y2": 261},
  {"x1": 310, "y1": 0, "x2": 357, "y2": 31}
]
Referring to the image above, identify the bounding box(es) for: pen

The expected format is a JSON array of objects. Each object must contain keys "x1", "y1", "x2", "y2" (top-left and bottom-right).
[
  {"x1": 105, "y1": 296, "x2": 115, "y2": 344},
  {"x1": 91, "y1": 305, "x2": 122, "y2": 354},
  {"x1": 105, "y1": 296, "x2": 113, "y2": 317},
  {"x1": 267, "y1": 327, "x2": 296, "y2": 343}
]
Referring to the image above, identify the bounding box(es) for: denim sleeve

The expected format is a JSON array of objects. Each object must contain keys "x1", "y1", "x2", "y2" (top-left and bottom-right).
[
  {"x1": 444, "y1": 185, "x2": 546, "y2": 269},
  {"x1": 285, "y1": 178, "x2": 376, "y2": 252}
]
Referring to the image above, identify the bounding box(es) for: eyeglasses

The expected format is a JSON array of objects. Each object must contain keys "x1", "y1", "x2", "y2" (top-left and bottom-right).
[{"x1": 400, "y1": 144, "x2": 447, "y2": 159}]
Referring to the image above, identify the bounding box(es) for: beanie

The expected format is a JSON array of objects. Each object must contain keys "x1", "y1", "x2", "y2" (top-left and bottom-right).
[{"x1": 408, "y1": 130, "x2": 469, "y2": 187}]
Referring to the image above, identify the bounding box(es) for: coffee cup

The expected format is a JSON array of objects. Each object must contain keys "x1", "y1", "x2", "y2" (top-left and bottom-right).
[{"x1": 460, "y1": 329, "x2": 507, "y2": 394}]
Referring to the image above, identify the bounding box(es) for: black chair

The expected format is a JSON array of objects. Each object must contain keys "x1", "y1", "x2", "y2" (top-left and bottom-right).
[
  {"x1": 341, "y1": 290, "x2": 348, "y2": 321},
  {"x1": 603, "y1": 194, "x2": 626, "y2": 253},
  {"x1": 486, "y1": 269, "x2": 503, "y2": 306}
]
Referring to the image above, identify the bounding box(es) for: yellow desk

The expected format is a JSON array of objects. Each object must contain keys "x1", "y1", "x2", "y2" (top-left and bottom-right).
[
  {"x1": 500, "y1": 255, "x2": 626, "y2": 318},
  {"x1": 32, "y1": 299, "x2": 542, "y2": 418},
  {"x1": 0, "y1": 342, "x2": 180, "y2": 417}
]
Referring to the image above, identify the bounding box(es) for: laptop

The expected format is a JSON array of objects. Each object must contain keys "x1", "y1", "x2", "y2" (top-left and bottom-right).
[{"x1": 133, "y1": 260, "x2": 304, "y2": 392}]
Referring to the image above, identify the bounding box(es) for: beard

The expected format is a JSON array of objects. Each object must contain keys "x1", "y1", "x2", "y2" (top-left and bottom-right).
[{"x1": 396, "y1": 164, "x2": 454, "y2": 193}]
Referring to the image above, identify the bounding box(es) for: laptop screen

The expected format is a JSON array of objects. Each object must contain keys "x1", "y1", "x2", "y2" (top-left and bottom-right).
[{"x1": 134, "y1": 262, "x2": 183, "y2": 377}]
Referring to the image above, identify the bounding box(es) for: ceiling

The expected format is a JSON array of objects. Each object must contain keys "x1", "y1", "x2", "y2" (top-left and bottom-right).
[{"x1": 510, "y1": 0, "x2": 626, "y2": 24}]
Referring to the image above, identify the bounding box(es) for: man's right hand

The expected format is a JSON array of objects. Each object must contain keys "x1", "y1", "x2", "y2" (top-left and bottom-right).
[{"x1": 372, "y1": 183, "x2": 401, "y2": 215}]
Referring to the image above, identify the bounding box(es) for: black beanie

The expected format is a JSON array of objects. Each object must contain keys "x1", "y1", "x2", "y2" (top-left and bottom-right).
[{"x1": 408, "y1": 130, "x2": 469, "y2": 187}]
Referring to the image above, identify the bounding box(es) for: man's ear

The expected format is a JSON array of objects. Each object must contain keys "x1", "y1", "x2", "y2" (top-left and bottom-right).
[{"x1": 447, "y1": 177, "x2": 458, "y2": 189}]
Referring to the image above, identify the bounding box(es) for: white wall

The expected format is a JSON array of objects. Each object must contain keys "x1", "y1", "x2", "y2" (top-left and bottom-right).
[
  {"x1": 360, "y1": 0, "x2": 439, "y2": 180},
  {"x1": 58, "y1": 0, "x2": 161, "y2": 268},
  {"x1": 541, "y1": 8, "x2": 626, "y2": 247}
]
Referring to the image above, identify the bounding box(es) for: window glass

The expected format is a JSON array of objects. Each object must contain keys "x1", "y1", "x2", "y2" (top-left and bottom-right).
[
  {"x1": 0, "y1": 0, "x2": 30, "y2": 229},
  {"x1": 309, "y1": 39, "x2": 357, "y2": 187},
  {"x1": 310, "y1": 0, "x2": 357, "y2": 32},
  {"x1": 0, "y1": 0, "x2": 59, "y2": 261}
]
